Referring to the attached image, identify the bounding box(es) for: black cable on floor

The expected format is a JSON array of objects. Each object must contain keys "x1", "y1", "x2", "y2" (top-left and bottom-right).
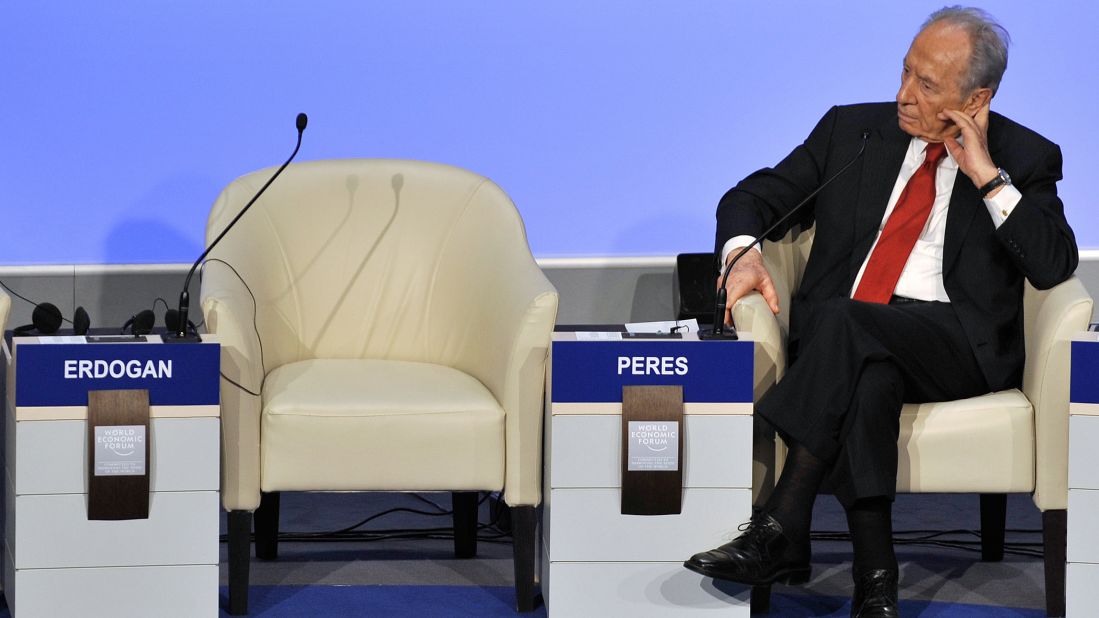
[{"x1": 218, "y1": 492, "x2": 513, "y2": 545}]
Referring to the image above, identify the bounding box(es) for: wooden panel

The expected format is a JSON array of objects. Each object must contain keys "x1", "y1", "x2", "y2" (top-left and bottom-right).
[
  {"x1": 12, "y1": 491, "x2": 219, "y2": 569},
  {"x1": 546, "y1": 561, "x2": 750, "y2": 617},
  {"x1": 622, "y1": 385, "x2": 684, "y2": 515},
  {"x1": 547, "y1": 487, "x2": 751, "y2": 562},
  {"x1": 15, "y1": 404, "x2": 220, "y2": 422},
  {"x1": 87, "y1": 389, "x2": 151, "y2": 520},
  {"x1": 550, "y1": 414, "x2": 752, "y2": 489},
  {"x1": 15, "y1": 417, "x2": 220, "y2": 494}
]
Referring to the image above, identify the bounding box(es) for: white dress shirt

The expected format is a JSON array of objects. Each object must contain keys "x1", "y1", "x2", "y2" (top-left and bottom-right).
[{"x1": 722, "y1": 136, "x2": 1023, "y2": 302}]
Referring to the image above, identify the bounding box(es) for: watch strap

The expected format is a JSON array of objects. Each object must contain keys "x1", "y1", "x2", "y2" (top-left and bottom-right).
[{"x1": 979, "y1": 169, "x2": 1009, "y2": 198}]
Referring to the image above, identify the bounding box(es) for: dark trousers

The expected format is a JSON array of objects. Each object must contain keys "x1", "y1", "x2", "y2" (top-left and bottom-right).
[{"x1": 757, "y1": 297, "x2": 991, "y2": 508}]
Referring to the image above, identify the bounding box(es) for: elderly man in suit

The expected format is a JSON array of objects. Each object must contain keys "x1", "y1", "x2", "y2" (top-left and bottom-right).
[{"x1": 684, "y1": 7, "x2": 1077, "y2": 617}]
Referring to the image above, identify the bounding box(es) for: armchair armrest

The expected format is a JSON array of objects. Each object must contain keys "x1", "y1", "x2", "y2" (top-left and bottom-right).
[
  {"x1": 200, "y1": 263, "x2": 267, "y2": 512},
  {"x1": 1023, "y1": 276, "x2": 1094, "y2": 511},
  {"x1": 0, "y1": 289, "x2": 10, "y2": 336},
  {"x1": 455, "y1": 260, "x2": 558, "y2": 508},
  {"x1": 733, "y1": 292, "x2": 788, "y2": 400},
  {"x1": 733, "y1": 292, "x2": 788, "y2": 505}
]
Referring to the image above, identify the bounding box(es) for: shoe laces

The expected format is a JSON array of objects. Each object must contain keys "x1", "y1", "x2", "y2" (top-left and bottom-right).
[{"x1": 735, "y1": 512, "x2": 775, "y2": 541}]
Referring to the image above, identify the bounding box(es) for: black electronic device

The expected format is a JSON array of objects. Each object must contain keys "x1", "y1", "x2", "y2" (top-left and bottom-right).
[
  {"x1": 7, "y1": 296, "x2": 91, "y2": 336},
  {"x1": 121, "y1": 309, "x2": 156, "y2": 336},
  {"x1": 673, "y1": 253, "x2": 717, "y2": 324}
]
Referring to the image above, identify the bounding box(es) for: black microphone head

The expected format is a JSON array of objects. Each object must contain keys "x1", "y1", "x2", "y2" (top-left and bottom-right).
[
  {"x1": 164, "y1": 308, "x2": 180, "y2": 332},
  {"x1": 131, "y1": 309, "x2": 156, "y2": 335},
  {"x1": 32, "y1": 302, "x2": 64, "y2": 334},
  {"x1": 296, "y1": 113, "x2": 308, "y2": 132},
  {"x1": 73, "y1": 306, "x2": 91, "y2": 336}
]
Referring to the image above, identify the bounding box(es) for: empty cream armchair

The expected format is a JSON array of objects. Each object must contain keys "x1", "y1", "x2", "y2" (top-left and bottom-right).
[
  {"x1": 199, "y1": 159, "x2": 559, "y2": 615},
  {"x1": 735, "y1": 227, "x2": 1092, "y2": 617}
]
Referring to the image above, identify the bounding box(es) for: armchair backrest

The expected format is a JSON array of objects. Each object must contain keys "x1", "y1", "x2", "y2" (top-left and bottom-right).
[{"x1": 202, "y1": 159, "x2": 542, "y2": 377}]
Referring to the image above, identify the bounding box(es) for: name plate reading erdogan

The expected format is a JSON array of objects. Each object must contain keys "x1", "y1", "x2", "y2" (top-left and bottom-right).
[
  {"x1": 88, "y1": 389, "x2": 151, "y2": 520},
  {"x1": 622, "y1": 385, "x2": 684, "y2": 515},
  {"x1": 14, "y1": 340, "x2": 219, "y2": 408}
]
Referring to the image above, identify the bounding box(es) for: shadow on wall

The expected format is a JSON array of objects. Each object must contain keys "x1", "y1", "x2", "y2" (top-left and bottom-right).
[
  {"x1": 607, "y1": 208, "x2": 712, "y2": 323},
  {"x1": 102, "y1": 173, "x2": 217, "y2": 265}
]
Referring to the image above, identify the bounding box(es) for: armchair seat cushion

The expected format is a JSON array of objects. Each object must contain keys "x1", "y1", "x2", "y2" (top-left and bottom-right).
[
  {"x1": 897, "y1": 390, "x2": 1034, "y2": 494},
  {"x1": 260, "y1": 358, "x2": 505, "y2": 492}
]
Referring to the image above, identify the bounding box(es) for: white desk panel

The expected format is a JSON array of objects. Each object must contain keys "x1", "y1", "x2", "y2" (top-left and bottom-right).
[
  {"x1": 547, "y1": 487, "x2": 751, "y2": 563},
  {"x1": 14, "y1": 417, "x2": 219, "y2": 494},
  {"x1": 550, "y1": 414, "x2": 752, "y2": 489},
  {"x1": 11, "y1": 490, "x2": 219, "y2": 569},
  {"x1": 1067, "y1": 562, "x2": 1099, "y2": 617},
  {"x1": 1069, "y1": 415, "x2": 1099, "y2": 490},
  {"x1": 1068, "y1": 489, "x2": 1099, "y2": 564},
  {"x1": 12, "y1": 564, "x2": 218, "y2": 618}
]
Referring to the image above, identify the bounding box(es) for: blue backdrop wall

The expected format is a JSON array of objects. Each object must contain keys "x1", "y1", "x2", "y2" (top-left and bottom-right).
[{"x1": 3, "y1": 1, "x2": 1095, "y2": 265}]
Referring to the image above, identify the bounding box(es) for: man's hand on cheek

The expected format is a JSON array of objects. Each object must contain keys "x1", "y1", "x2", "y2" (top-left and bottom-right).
[{"x1": 940, "y1": 104, "x2": 999, "y2": 188}]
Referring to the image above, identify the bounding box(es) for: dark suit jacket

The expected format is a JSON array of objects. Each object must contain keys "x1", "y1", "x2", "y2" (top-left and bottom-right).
[{"x1": 715, "y1": 102, "x2": 1078, "y2": 391}]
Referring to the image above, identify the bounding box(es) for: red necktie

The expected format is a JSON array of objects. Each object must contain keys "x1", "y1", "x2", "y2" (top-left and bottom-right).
[{"x1": 853, "y1": 142, "x2": 948, "y2": 304}]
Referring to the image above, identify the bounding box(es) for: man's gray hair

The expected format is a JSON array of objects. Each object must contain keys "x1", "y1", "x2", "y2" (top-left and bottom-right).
[{"x1": 922, "y1": 6, "x2": 1011, "y2": 95}]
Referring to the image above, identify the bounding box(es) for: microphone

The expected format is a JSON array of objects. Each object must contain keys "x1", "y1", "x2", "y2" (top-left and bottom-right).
[
  {"x1": 700, "y1": 130, "x2": 871, "y2": 340},
  {"x1": 166, "y1": 112, "x2": 308, "y2": 342}
]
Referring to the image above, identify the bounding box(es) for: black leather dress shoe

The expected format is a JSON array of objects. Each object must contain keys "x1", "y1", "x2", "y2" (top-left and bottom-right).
[
  {"x1": 682, "y1": 513, "x2": 810, "y2": 586},
  {"x1": 851, "y1": 569, "x2": 899, "y2": 618}
]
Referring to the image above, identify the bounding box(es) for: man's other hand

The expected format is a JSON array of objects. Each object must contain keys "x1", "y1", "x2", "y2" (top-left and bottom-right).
[
  {"x1": 719, "y1": 248, "x2": 780, "y2": 326},
  {"x1": 940, "y1": 103, "x2": 1000, "y2": 191}
]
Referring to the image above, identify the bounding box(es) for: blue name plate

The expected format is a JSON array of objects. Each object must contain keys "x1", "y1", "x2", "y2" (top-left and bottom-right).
[
  {"x1": 15, "y1": 342, "x2": 220, "y2": 407},
  {"x1": 1072, "y1": 340, "x2": 1099, "y2": 404},
  {"x1": 551, "y1": 339, "x2": 752, "y2": 404}
]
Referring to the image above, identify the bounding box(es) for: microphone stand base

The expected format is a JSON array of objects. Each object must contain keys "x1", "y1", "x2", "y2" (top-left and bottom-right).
[
  {"x1": 698, "y1": 327, "x2": 739, "y2": 341},
  {"x1": 162, "y1": 332, "x2": 203, "y2": 344}
]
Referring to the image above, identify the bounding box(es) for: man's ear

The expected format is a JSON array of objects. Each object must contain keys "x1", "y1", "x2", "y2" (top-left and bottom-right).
[{"x1": 964, "y1": 88, "x2": 993, "y2": 114}]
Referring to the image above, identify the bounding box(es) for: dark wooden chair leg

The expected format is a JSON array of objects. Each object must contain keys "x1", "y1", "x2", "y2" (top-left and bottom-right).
[
  {"x1": 254, "y1": 491, "x2": 281, "y2": 560},
  {"x1": 511, "y1": 505, "x2": 538, "y2": 612},
  {"x1": 227, "y1": 510, "x2": 252, "y2": 615},
  {"x1": 453, "y1": 491, "x2": 478, "y2": 559},
  {"x1": 979, "y1": 493, "x2": 1007, "y2": 562},
  {"x1": 750, "y1": 584, "x2": 771, "y2": 614},
  {"x1": 1043, "y1": 509, "x2": 1067, "y2": 617}
]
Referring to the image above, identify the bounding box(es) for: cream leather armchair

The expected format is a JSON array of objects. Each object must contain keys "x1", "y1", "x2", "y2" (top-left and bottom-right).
[
  {"x1": 0, "y1": 288, "x2": 10, "y2": 336},
  {"x1": 735, "y1": 227, "x2": 1092, "y2": 617},
  {"x1": 199, "y1": 159, "x2": 558, "y2": 615}
]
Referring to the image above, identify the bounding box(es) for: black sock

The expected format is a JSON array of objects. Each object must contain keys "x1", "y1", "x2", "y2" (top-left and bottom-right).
[
  {"x1": 763, "y1": 442, "x2": 827, "y2": 544},
  {"x1": 846, "y1": 496, "x2": 897, "y2": 574}
]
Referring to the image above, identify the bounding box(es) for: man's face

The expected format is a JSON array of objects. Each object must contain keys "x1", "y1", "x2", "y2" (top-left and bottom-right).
[{"x1": 896, "y1": 22, "x2": 979, "y2": 142}]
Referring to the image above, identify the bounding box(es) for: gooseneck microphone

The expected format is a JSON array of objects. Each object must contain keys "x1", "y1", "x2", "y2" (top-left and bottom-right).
[
  {"x1": 700, "y1": 130, "x2": 871, "y2": 340},
  {"x1": 167, "y1": 112, "x2": 308, "y2": 342}
]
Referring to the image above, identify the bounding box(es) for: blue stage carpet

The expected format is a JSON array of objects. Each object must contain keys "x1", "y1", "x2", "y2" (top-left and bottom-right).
[{"x1": 212, "y1": 586, "x2": 1045, "y2": 617}]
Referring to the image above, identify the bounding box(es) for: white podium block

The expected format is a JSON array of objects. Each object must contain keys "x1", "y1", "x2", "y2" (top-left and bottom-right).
[
  {"x1": 543, "y1": 332, "x2": 754, "y2": 617},
  {"x1": 2, "y1": 334, "x2": 221, "y2": 617},
  {"x1": 1068, "y1": 333, "x2": 1099, "y2": 616}
]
